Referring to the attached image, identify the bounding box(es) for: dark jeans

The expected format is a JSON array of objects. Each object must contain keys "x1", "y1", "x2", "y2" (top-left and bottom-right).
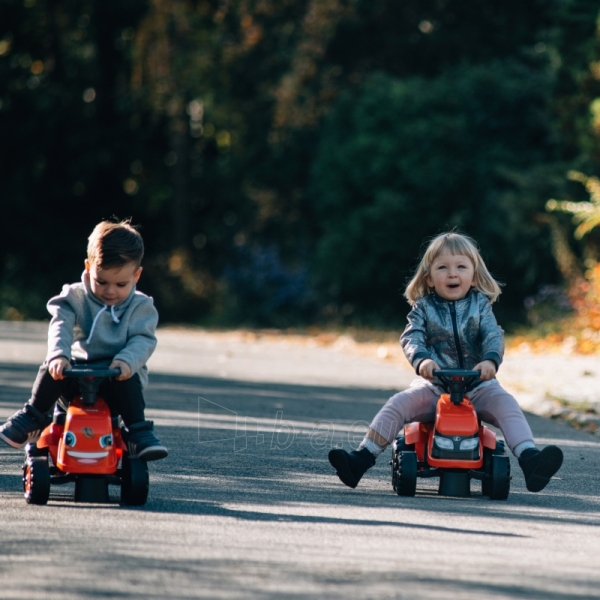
[{"x1": 28, "y1": 364, "x2": 146, "y2": 427}]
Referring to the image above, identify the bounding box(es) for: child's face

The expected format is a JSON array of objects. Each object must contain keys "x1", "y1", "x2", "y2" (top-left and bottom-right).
[
  {"x1": 85, "y1": 260, "x2": 142, "y2": 306},
  {"x1": 426, "y1": 252, "x2": 475, "y2": 301}
]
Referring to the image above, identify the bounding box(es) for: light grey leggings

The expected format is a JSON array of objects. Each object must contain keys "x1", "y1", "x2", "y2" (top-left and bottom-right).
[{"x1": 370, "y1": 378, "x2": 534, "y2": 455}]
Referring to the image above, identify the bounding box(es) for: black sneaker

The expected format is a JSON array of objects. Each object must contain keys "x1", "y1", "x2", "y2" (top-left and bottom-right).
[
  {"x1": 328, "y1": 447, "x2": 376, "y2": 489},
  {"x1": 519, "y1": 445, "x2": 563, "y2": 492},
  {"x1": 0, "y1": 404, "x2": 49, "y2": 449},
  {"x1": 124, "y1": 421, "x2": 168, "y2": 461}
]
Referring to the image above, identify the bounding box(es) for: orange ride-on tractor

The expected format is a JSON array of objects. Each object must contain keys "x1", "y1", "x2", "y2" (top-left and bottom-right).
[
  {"x1": 391, "y1": 369, "x2": 511, "y2": 500},
  {"x1": 22, "y1": 366, "x2": 149, "y2": 506}
]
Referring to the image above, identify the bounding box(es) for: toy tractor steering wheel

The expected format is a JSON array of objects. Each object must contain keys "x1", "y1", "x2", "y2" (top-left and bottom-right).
[
  {"x1": 63, "y1": 366, "x2": 122, "y2": 379},
  {"x1": 432, "y1": 369, "x2": 481, "y2": 405},
  {"x1": 63, "y1": 366, "x2": 122, "y2": 405}
]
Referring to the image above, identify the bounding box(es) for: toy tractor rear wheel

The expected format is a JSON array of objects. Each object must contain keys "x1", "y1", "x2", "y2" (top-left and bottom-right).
[
  {"x1": 120, "y1": 455, "x2": 149, "y2": 506},
  {"x1": 488, "y1": 455, "x2": 510, "y2": 500},
  {"x1": 391, "y1": 436, "x2": 415, "y2": 492},
  {"x1": 395, "y1": 451, "x2": 417, "y2": 496},
  {"x1": 22, "y1": 456, "x2": 50, "y2": 505},
  {"x1": 482, "y1": 440, "x2": 505, "y2": 496}
]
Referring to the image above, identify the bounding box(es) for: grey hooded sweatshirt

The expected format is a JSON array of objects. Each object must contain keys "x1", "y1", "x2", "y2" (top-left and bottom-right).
[{"x1": 45, "y1": 272, "x2": 158, "y2": 388}]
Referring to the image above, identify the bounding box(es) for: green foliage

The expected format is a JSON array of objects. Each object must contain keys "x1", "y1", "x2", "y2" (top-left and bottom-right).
[
  {"x1": 0, "y1": 0, "x2": 599, "y2": 328},
  {"x1": 552, "y1": 0, "x2": 600, "y2": 169},
  {"x1": 310, "y1": 63, "x2": 560, "y2": 323},
  {"x1": 0, "y1": 0, "x2": 152, "y2": 318},
  {"x1": 547, "y1": 171, "x2": 600, "y2": 239}
]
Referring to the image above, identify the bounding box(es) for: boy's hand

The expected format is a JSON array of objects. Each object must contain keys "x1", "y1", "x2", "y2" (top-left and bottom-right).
[
  {"x1": 474, "y1": 360, "x2": 497, "y2": 381},
  {"x1": 49, "y1": 357, "x2": 70, "y2": 380},
  {"x1": 419, "y1": 359, "x2": 440, "y2": 380},
  {"x1": 110, "y1": 359, "x2": 131, "y2": 381}
]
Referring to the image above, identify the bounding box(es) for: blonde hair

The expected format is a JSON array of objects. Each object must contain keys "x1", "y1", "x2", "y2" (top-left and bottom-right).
[{"x1": 404, "y1": 232, "x2": 502, "y2": 305}]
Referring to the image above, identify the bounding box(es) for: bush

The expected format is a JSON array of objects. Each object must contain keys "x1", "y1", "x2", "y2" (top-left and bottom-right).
[{"x1": 309, "y1": 62, "x2": 561, "y2": 323}]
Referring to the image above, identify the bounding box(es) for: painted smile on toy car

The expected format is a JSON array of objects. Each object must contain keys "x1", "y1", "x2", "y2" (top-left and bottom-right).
[{"x1": 66, "y1": 450, "x2": 110, "y2": 464}]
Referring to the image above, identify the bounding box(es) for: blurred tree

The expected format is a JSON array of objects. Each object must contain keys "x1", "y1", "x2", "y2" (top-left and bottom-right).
[
  {"x1": 264, "y1": 0, "x2": 562, "y2": 325},
  {"x1": 552, "y1": 0, "x2": 600, "y2": 171},
  {"x1": 1, "y1": 0, "x2": 599, "y2": 328},
  {"x1": 273, "y1": 0, "x2": 555, "y2": 130},
  {"x1": 129, "y1": 0, "x2": 316, "y2": 321},
  {"x1": 527, "y1": 2, "x2": 600, "y2": 296},
  {"x1": 309, "y1": 64, "x2": 559, "y2": 324},
  {"x1": 0, "y1": 0, "x2": 150, "y2": 318},
  {"x1": 547, "y1": 171, "x2": 600, "y2": 240}
]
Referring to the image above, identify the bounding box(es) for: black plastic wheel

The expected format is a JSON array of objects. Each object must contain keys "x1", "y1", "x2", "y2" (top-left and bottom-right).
[
  {"x1": 25, "y1": 443, "x2": 48, "y2": 459},
  {"x1": 396, "y1": 451, "x2": 418, "y2": 496},
  {"x1": 482, "y1": 439, "x2": 505, "y2": 496},
  {"x1": 393, "y1": 435, "x2": 415, "y2": 453},
  {"x1": 488, "y1": 454, "x2": 510, "y2": 500},
  {"x1": 22, "y1": 456, "x2": 51, "y2": 505},
  {"x1": 120, "y1": 455, "x2": 149, "y2": 506},
  {"x1": 391, "y1": 436, "x2": 415, "y2": 492}
]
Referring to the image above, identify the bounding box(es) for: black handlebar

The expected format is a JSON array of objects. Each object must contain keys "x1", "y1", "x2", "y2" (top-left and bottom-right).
[
  {"x1": 432, "y1": 369, "x2": 481, "y2": 404},
  {"x1": 63, "y1": 367, "x2": 121, "y2": 379},
  {"x1": 432, "y1": 369, "x2": 480, "y2": 379},
  {"x1": 62, "y1": 366, "x2": 121, "y2": 405}
]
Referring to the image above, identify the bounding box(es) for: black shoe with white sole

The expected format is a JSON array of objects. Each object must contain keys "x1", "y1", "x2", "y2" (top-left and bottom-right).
[
  {"x1": 124, "y1": 420, "x2": 168, "y2": 461},
  {"x1": 0, "y1": 404, "x2": 49, "y2": 449}
]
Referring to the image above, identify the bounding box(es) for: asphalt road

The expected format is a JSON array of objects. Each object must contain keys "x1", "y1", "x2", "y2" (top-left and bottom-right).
[{"x1": 0, "y1": 322, "x2": 599, "y2": 599}]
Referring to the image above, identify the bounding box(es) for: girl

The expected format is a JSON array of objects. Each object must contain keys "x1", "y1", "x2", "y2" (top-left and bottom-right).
[{"x1": 328, "y1": 232, "x2": 563, "y2": 493}]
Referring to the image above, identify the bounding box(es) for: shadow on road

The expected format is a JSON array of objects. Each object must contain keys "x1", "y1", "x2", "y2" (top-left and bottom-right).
[{"x1": 1, "y1": 361, "x2": 599, "y2": 529}]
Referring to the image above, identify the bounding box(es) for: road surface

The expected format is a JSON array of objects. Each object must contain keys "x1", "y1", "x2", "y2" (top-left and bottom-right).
[{"x1": 0, "y1": 322, "x2": 599, "y2": 599}]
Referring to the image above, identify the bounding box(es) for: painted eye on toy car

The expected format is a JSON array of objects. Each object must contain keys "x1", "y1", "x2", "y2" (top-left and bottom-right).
[
  {"x1": 64, "y1": 431, "x2": 76, "y2": 447},
  {"x1": 99, "y1": 434, "x2": 113, "y2": 448}
]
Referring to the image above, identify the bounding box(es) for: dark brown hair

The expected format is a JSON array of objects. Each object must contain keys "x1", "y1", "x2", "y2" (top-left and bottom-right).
[{"x1": 87, "y1": 220, "x2": 144, "y2": 268}]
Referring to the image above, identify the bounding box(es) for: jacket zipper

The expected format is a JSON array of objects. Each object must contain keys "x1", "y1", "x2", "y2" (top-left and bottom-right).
[{"x1": 449, "y1": 302, "x2": 465, "y2": 368}]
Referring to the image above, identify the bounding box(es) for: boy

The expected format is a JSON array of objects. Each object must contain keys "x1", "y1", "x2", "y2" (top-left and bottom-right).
[{"x1": 0, "y1": 220, "x2": 168, "y2": 461}]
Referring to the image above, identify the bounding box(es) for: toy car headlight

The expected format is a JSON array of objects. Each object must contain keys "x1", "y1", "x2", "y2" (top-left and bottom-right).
[
  {"x1": 64, "y1": 431, "x2": 76, "y2": 447},
  {"x1": 459, "y1": 438, "x2": 479, "y2": 451},
  {"x1": 434, "y1": 436, "x2": 454, "y2": 450}
]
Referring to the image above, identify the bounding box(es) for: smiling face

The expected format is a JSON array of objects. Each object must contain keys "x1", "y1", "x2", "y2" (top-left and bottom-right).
[
  {"x1": 426, "y1": 252, "x2": 475, "y2": 301},
  {"x1": 85, "y1": 260, "x2": 142, "y2": 306}
]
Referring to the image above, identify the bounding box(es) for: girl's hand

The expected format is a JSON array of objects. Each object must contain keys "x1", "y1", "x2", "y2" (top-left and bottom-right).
[
  {"x1": 419, "y1": 359, "x2": 440, "y2": 380},
  {"x1": 49, "y1": 357, "x2": 70, "y2": 380},
  {"x1": 109, "y1": 359, "x2": 131, "y2": 381},
  {"x1": 474, "y1": 360, "x2": 496, "y2": 381}
]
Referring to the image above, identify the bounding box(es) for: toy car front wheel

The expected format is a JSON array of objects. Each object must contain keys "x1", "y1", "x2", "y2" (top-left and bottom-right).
[
  {"x1": 488, "y1": 455, "x2": 510, "y2": 500},
  {"x1": 482, "y1": 440, "x2": 506, "y2": 497},
  {"x1": 22, "y1": 456, "x2": 51, "y2": 505},
  {"x1": 120, "y1": 454, "x2": 149, "y2": 506},
  {"x1": 393, "y1": 435, "x2": 415, "y2": 454},
  {"x1": 25, "y1": 442, "x2": 48, "y2": 458},
  {"x1": 395, "y1": 451, "x2": 417, "y2": 496},
  {"x1": 391, "y1": 436, "x2": 415, "y2": 492}
]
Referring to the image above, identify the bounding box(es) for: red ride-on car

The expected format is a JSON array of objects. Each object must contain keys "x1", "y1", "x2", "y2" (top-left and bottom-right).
[
  {"x1": 391, "y1": 369, "x2": 511, "y2": 500},
  {"x1": 22, "y1": 366, "x2": 149, "y2": 506}
]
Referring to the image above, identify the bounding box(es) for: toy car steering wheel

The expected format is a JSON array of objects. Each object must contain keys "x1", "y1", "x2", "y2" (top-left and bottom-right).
[{"x1": 432, "y1": 369, "x2": 481, "y2": 403}]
